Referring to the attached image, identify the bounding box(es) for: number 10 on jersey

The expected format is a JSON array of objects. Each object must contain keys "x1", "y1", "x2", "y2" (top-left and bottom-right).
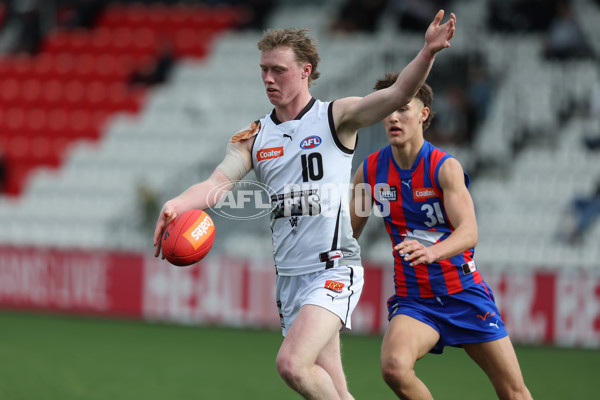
[{"x1": 301, "y1": 153, "x2": 324, "y2": 182}]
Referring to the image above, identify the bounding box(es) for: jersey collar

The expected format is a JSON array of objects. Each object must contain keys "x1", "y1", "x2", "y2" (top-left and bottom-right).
[{"x1": 270, "y1": 97, "x2": 316, "y2": 125}]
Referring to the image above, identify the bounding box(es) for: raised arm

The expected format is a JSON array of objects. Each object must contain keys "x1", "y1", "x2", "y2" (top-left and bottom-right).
[
  {"x1": 334, "y1": 10, "x2": 456, "y2": 145},
  {"x1": 396, "y1": 158, "x2": 478, "y2": 266}
]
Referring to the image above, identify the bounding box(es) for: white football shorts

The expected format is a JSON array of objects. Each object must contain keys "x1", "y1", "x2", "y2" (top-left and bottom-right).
[{"x1": 275, "y1": 265, "x2": 364, "y2": 336}]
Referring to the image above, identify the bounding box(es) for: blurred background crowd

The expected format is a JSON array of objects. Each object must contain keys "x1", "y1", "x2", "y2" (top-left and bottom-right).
[
  {"x1": 0, "y1": 7, "x2": 599, "y2": 398},
  {"x1": 0, "y1": 0, "x2": 598, "y2": 263}
]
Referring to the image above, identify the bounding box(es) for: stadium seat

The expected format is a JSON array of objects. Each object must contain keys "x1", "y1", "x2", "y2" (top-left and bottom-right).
[{"x1": 1, "y1": 0, "x2": 599, "y2": 268}]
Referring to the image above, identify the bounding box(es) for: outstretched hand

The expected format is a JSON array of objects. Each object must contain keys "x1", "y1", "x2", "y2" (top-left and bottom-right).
[{"x1": 424, "y1": 10, "x2": 456, "y2": 56}]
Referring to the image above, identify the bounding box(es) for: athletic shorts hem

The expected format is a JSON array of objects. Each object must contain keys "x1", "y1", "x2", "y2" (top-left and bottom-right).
[{"x1": 276, "y1": 265, "x2": 364, "y2": 336}]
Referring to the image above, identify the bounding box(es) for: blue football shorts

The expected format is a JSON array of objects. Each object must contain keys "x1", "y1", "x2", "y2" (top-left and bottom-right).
[{"x1": 387, "y1": 280, "x2": 508, "y2": 354}]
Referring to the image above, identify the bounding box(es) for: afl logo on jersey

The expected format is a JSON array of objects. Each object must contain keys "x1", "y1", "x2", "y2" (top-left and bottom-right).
[{"x1": 300, "y1": 136, "x2": 322, "y2": 149}]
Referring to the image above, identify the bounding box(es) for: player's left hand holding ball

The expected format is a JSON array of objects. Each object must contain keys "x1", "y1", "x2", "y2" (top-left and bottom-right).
[
  {"x1": 153, "y1": 201, "x2": 179, "y2": 258},
  {"x1": 160, "y1": 209, "x2": 215, "y2": 266}
]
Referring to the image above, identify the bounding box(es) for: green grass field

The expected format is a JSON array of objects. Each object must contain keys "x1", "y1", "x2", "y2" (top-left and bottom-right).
[{"x1": 1, "y1": 311, "x2": 598, "y2": 399}]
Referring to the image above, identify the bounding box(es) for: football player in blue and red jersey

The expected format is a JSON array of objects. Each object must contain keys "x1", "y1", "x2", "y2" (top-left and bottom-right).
[{"x1": 350, "y1": 75, "x2": 532, "y2": 400}]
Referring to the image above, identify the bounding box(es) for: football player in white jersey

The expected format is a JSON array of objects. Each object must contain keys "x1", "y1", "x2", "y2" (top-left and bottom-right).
[{"x1": 154, "y1": 10, "x2": 456, "y2": 400}]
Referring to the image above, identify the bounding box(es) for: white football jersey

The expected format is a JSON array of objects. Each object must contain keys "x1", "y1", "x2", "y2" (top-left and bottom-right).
[{"x1": 249, "y1": 98, "x2": 361, "y2": 276}]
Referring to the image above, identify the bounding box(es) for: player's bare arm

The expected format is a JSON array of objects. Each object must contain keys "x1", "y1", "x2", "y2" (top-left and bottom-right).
[
  {"x1": 350, "y1": 162, "x2": 371, "y2": 239},
  {"x1": 153, "y1": 139, "x2": 253, "y2": 257},
  {"x1": 333, "y1": 10, "x2": 456, "y2": 148},
  {"x1": 397, "y1": 158, "x2": 478, "y2": 266}
]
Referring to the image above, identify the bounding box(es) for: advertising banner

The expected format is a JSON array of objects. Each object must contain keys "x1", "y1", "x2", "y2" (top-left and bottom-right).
[{"x1": 1, "y1": 247, "x2": 598, "y2": 348}]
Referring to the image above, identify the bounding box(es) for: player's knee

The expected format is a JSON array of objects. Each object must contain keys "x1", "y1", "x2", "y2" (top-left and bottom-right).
[
  {"x1": 381, "y1": 354, "x2": 414, "y2": 388},
  {"x1": 495, "y1": 383, "x2": 533, "y2": 400},
  {"x1": 276, "y1": 352, "x2": 306, "y2": 387},
  {"x1": 488, "y1": 370, "x2": 532, "y2": 400}
]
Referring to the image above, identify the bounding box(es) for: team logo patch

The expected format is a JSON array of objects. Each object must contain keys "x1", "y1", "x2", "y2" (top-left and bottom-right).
[
  {"x1": 324, "y1": 280, "x2": 345, "y2": 293},
  {"x1": 476, "y1": 311, "x2": 497, "y2": 321},
  {"x1": 300, "y1": 135, "x2": 321, "y2": 149},
  {"x1": 256, "y1": 146, "x2": 284, "y2": 161},
  {"x1": 232, "y1": 120, "x2": 261, "y2": 143},
  {"x1": 413, "y1": 187, "x2": 438, "y2": 202},
  {"x1": 378, "y1": 186, "x2": 397, "y2": 201}
]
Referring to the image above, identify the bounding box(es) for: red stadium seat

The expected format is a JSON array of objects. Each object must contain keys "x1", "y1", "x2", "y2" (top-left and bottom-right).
[
  {"x1": 24, "y1": 109, "x2": 48, "y2": 136},
  {"x1": 42, "y1": 79, "x2": 64, "y2": 107},
  {"x1": 92, "y1": 54, "x2": 115, "y2": 77},
  {"x1": 111, "y1": 27, "x2": 134, "y2": 51},
  {"x1": 90, "y1": 27, "x2": 111, "y2": 52},
  {"x1": 0, "y1": 2, "x2": 241, "y2": 196},
  {"x1": 86, "y1": 80, "x2": 108, "y2": 105},
  {"x1": 10, "y1": 55, "x2": 35, "y2": 79},
  {"x1": 0, "y1": 132, "x2": 9, "y2": 149},
  {"x1": 21, "y1": 79, "x2": 44, "y2": 108},
  {"x1": 4, "y1": 108, "x2": 26, "y2": 132},
  {"x1": 72, "y1": 54, "x2": 96, "y2": 79},
  {"x1": 31, "y1": 53, "x2": 54, "y2": 79},
  {"x1": 6, "y1": 135, "x2": 29, "y2": 161},
  {"x1": 0, "y1": 79, "x2": 20, "y2": 107},
  {"x1": 66, "y1": 29, "x2": 92, "y2": 52},
  {"x1": 29, "y1": 135, "x2": 56, "y2": 165},
  {"x1": 52, "y1": 52, "x2": 75, "y2": 76},
  {"x1": 96, "y1": 3, "x2": 127, "y2": 29},
  {"x1": 46, "y1": 108, "x2": 69, "y2": 136},
  {"x1": 63, "y1": 80, "x2": 86, "y2": 108}
]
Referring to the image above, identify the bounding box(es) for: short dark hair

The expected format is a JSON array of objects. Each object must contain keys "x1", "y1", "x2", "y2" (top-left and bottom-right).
[
  {"x1": 258, "y1": 28, "x2": 321, "y2": 87},
  {"x1": 373, "y1": 73, "x2": 435, "y2": 130}
]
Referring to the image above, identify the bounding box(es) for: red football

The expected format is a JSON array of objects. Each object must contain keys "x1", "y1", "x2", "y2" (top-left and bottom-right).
[{"x1": 161, "y1": 209, "x2": 216, "y2": 266}]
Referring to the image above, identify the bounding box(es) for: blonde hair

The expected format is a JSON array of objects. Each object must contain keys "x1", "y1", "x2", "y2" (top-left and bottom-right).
[{"x1": 258, "y1": 28, "x2": 321, "y2": 87}]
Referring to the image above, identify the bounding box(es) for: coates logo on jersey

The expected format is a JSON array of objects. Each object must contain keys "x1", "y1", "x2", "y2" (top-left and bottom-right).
[
  {"x1": 413, "y1": 187, "x2": 438, "y2": 202},
  {"x1": 257, "y1": 146, "x2": 284, "y2": 161},
  {"x1": 300, "y1": 136, "x2": 321, "y2": 149}
]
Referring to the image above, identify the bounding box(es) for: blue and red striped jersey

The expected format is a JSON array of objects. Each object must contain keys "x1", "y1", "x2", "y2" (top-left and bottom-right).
[{"x1": 363, "y1": 141, "x2": 481, "y2": 297}]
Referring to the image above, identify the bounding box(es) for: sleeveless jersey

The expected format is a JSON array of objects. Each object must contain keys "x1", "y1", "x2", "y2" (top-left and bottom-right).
[
  {"x1": 363, "y1": 141, "x2": 482, "y2": 297},
  {"x1": 250, "y1": 98, "x2": 361, "y2": 276}
]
